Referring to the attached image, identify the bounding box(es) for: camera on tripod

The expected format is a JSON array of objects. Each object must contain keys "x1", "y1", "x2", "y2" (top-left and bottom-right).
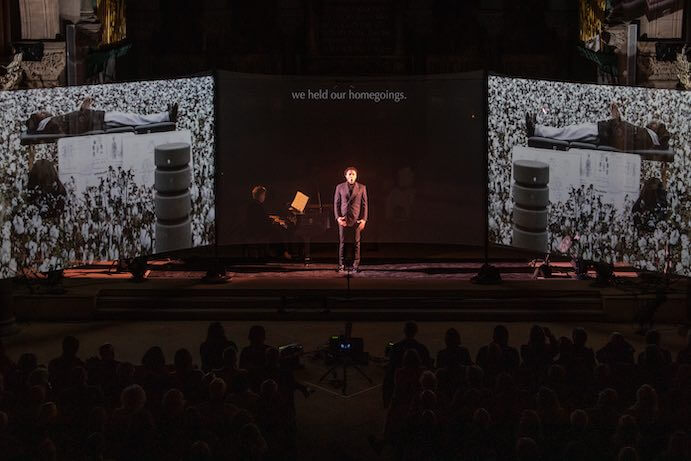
[
  {"x1": 324, "y1": 322, "x2": 368, "y2": 365},
  {"x1": 328, "y1": 335, "x2": 367, "y2": 364}
]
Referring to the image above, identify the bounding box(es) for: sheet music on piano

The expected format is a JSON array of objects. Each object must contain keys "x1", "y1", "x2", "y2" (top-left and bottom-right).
[{"x1": 289, "y1": 191, "x2": 309, "y2": 213}]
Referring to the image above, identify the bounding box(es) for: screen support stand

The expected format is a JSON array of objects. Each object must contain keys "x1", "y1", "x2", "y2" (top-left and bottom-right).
[
  {"x1": 473, "y1": 70, "x2": 501, "y2": 285},
  {"x1": 201, "y1": 246, "x2": 230, "y2": 284}
]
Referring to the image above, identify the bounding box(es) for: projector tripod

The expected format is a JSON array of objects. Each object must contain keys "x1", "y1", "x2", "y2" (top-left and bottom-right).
[{"x1": 319, "y1": 351, "x2": 373, "y2": 396}]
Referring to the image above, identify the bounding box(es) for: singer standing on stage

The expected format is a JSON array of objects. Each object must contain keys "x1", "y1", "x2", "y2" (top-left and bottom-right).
[{"x1": 334, "y1": 167, "x2": 368, "y2": 272}]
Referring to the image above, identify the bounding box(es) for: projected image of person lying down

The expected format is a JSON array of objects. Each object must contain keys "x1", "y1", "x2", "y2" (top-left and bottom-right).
[
  {"x1": 25, "y1": 98, "x2": 178, "y2": 135},
  {"x1": 526, "y1": 102, "x2": 670, "y2": 150}
]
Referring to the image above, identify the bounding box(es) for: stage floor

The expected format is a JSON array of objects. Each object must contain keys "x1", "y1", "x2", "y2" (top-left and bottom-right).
[{"x1": 9, "y1": 260, "x2": 688, "y2": 323}]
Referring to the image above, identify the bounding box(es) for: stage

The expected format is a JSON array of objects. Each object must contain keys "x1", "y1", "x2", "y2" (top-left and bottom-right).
[{"x1": 10, "y1": 260, "x2": 688, "y2": 323}]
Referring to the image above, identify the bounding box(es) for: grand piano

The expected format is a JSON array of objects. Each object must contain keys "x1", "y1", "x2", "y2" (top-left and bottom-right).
[
  {"x1": 292, "y1": 203, "x2": 332, "y2": 265},
  {"x1": 270, "y1": 191, "x2": 332, "y2": 265}
]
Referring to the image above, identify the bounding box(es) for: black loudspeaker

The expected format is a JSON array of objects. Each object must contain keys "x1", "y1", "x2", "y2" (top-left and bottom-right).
[{"x1": 512, "y1": 160, "x2": 550, "y2": 253}]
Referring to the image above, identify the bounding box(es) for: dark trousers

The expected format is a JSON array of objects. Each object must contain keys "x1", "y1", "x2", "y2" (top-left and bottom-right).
[{"x1": 338, "y1": 225, "x2": 362, "y2": 267}]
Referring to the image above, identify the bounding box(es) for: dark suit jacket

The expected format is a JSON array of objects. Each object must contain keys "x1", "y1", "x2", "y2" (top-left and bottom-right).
[
  {"x1": 597, "y1": 119, "x2": 661, "y2": 151},
  {"x1": 41, "y1": 109, "x2": 106, "y2": 135},
  {"x1": 334, "y1": 181, "x2": 368, "y2": 226}
]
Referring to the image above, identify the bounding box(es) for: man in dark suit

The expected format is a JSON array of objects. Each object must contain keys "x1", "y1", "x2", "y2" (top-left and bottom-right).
[{"x1": 334, "y1": 166, "x2": 368, "y2": 272}]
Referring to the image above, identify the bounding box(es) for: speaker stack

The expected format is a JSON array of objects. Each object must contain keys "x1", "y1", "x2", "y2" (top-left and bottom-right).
[
  {"x1": 512, "y1": 159, "x2": 550, "y2": 253},
  {"x1": 154, "y1": 143, "x2": 192, "y2": 253}
]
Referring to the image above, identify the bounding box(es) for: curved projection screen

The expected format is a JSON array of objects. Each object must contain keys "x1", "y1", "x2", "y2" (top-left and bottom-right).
[
  {"x1": 216, "y1": 71, "x2": 485, "y2": 247},
  {"x1": 488, "y1": 75, "x2": 690, "y2": 275},
  {"x1": 0, "y1": 76, "x2": 215, "y2": 279}
]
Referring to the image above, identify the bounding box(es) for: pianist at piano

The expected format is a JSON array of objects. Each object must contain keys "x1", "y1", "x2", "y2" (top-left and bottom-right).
[{"x1": 245, "y1": 185, "x2": 293, "y2": 259}]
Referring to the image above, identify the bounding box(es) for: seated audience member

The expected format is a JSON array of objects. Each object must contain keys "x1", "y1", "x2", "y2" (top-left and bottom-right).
[
  {"x1": 476, "y1": 324, "x2": 520, "y2": 374},
  {"x1": 571, "y1": 327, "x2": 596, "y2": 371},
  {"x1": 0, "y1": 411, "x2": 22, "y2": 458},
  {"x1": 516, "y1": 436, "x2": 541, "y2": 461},
  {"x1": 459, "y1": 407, "x2": 497, "y2": 460},
  {"x1": 48, "y1": 336, "x2": 84, "y2": 394},
  {"x1": 57, "y1": 366, "x2": 104, "y2": 431},
  {"x1": 83, "y1": 432, "x2": 106, "y2": 461},
  {"x1": 403, "y1": 408, "x2": 442, "y2": 461},
  {"x1": 9, "y1": 353, "x2": 40, "y2": 396},
  {"x1": 240, "y1": 325, "x2": 272, "y2": 392},
  {"x1": 637, "y1": 330, "x2": 673, "y2": 365},
  {"x1": 556, "y1": 336, "x2": 575, "y2": 369},
  {"x1": 656, "y1": 431, "x2": 689, "y2": 461},
  {"x1": 261, "y1": 347, "x2": 311, "y2": 429},
  {"x1": 135, "y1": 346, "x2": 171, "y2": 410},
  {"x1": 391, "y1": 349, "x2": 425, "y2": 408},
  {"x1": 520, "y1": 325, "x2": 558, "y2": 373},
  {"x1": 383, "y1": 322, "x2": 431, "y2": 408},
  {"x1": 213, "y1": 346, "x2": 248, "y2": 392},
  {"x1": 188, "y1": 440, "x2": 213, "y2": 461},
  {"x1": 158, "y1": 388, "x2": 188, "y2": 457},
  {"x1": 611, "y1": 415, "x2": 642, "y2": 457},
  {"x1": 170, "y1": 348, "x2": 204, "y2": 404},
  {"x1": 195, "y1": 377, "x2": 238, "y2": 431},
  {"x1": 567, "y1": 409, "x2": 590, "y2": 446},
  {"x1": 237, "y1": 423, "x2": 268, "y2": 461},
  {"x1": 435, "y1": 328, "x2": 472, "y2": 369},
  {"x1": 586, "y1": 388, "x2": 622, "y2": 452},
  {"x1": 108, "y1": 384, "x2": 156, "y2": 460},
  {"x1": 255, "y1": 379, "x2": 289, "y2": 460},
  {"x1": 381, "y1": 349, "x2": 425, "y2": 449},
  {"x1": 200, "y1": 322, "x2": 237, "y2": 374},
  {"x1": 85, "y1": 343, "x2": 120, "y2": 405},
  {"x1": 596, "y1": 332, "x2": 635, "y2": 366},
  {"x1": 409, "y1": 371, "x2": 439, "y2": 416},
  {"x1": 618, "y1": 446, "x2": 640, "y2": 461},
  {"x1": 517, "y1": 409, "x2": 544, "y2": 444},
  {"x1": 225, "y1": 373, "x2": 259, "y2": 414}
]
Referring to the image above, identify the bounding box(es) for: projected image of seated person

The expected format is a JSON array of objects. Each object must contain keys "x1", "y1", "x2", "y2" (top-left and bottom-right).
[
  {"x1": 246, "y1": 185, "x2": 292, "y2": 259},
  {"x1": 633, "y1": 177, "x2": 669, "y2": 233},
  {"x1": 25, "y1": 97, "x2": 179, "y2": 135},
  {"x1": 525, "y1": 102, "x2": 671, "y2": 151}
]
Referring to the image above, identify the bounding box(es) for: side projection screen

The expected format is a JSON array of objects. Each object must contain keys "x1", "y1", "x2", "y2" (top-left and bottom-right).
[
  {"x1": 488, "y1": 75, "x2": 690, "y2": 275},
  {"x1": 0, "y1": 76, "x2": 215, "y2": 279},
  {"x1": 216, "y1": 71, "x2": 485, "y2": 247}
]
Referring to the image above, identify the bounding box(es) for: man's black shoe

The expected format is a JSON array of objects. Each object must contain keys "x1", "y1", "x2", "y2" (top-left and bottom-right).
[
  {"x1": 525, "y1": 112, "x2": 535, "y2": 138},
  {"x1": 169, "y1": 103, "x2": 179, "y2": 123}
]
